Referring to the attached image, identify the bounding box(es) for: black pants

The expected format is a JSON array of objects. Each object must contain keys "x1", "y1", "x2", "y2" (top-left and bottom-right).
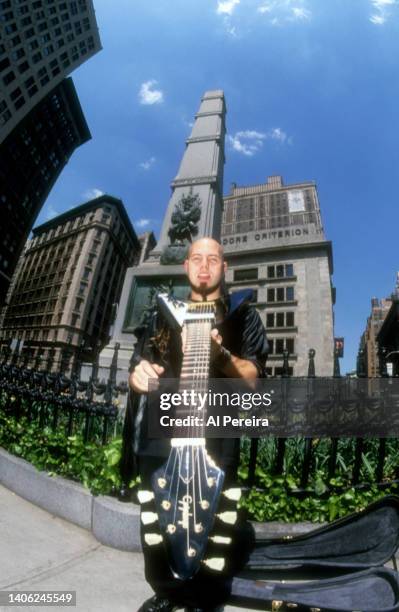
[{"x1": 138, "y1": 454, "x2": 254, "y2": 609}]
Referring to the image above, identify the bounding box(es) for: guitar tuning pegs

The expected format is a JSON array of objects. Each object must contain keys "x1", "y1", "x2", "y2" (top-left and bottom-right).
[
  {"x1": 157, "y1": 477, "x2": 167, "y2": 488},
  {"x1": 217, "y1": 511, "x2": 237, "y2": 525},
  {"x1": 210, "y1": 535, "x2": 232, "y2": 545},
  {"x1": 161, "y1": 500, "x2": 172, "y2": 510},
  {"x1": 194, "y1": 523, "x2": 203, "y2": 533},
  {"x1": 202, "y1": 557, "x2": 225, "y2": 571},
  {"x1": 167, "y1": 524, "x2": 176, "y2": 534},
  {"x1": 223, "y1": 487, "x2": 242, "y2": 501},
  {"x1": 207, "y1": 477, "x2": 216, "y2": 487},
  {"x1": 141, "y1": 511, "x2": 158, "y2": 525},
  {"x1": 137, "y1": 490, "x2": 155, "y2": 504},
  {"x1": 144, "y1": 533, "x2": 163, "y2": 546},
  {"x1": 187, "y1": 547, "x2": 196, "y2": 557},
  {"x1": 200, "y1": 500, "x2": 210, "y2": 510}
]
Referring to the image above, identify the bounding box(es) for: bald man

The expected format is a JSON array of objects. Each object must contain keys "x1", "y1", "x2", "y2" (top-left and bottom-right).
[{"x1": 131, "y1": 238, "x2": 268, "y2": 612}]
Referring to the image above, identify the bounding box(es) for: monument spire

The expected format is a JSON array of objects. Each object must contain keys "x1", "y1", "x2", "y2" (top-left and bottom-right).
[{"x1": 149, "y1": 90, "x2": 226, "y2": 262}]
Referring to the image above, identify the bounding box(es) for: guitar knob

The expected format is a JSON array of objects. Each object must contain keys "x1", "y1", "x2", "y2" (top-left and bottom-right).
[
  {"x1": 203, "y1": 557, "x2": 225, "y2": 571},
  {"x1": 144, "y1": 533, "x2": 163, "y2": 546},
  {"x1": 217, "y1": 511, "x2": 237, "y2": 525},
  {"x1": 137, "y1": 490, "x2": 155, "y2": 504},
  {"x1": 141, "y1": 512, "x2": 158, "y2": 525},
  {"x1": 223, "y1": 487, "x2": 242, "y2": 501}
]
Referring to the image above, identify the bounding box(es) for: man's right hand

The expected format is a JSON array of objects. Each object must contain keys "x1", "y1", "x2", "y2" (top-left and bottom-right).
[{"x1": 129, "y1": 360, "x2": 165, "y2": 393}]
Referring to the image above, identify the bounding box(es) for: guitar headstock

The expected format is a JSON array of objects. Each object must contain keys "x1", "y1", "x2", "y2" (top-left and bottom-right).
[
  {"x1": 151, "y1": 444, "x2": 224, "y2": 579},
  {"x1": 158, "y1": 293, "x2": 216, "y2": 329}
]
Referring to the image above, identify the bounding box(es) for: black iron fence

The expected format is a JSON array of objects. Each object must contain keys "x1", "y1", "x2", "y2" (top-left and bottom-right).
[
  {"x1": 1, "y1": 341, "x2": 399, "y2": 500},
  {"x1": 0, "y1": 343, "x2": 128, "y2": 446}
]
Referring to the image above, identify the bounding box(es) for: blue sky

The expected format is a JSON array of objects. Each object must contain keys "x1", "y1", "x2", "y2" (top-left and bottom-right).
[{"x1": 35, "y1": 0, "x2": 399, "y2": 374}]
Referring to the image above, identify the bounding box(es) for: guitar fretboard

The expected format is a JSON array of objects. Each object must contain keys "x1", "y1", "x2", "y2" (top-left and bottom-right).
[{"x1": 175, "y1": 302, "x2": 215, "y2": 438}]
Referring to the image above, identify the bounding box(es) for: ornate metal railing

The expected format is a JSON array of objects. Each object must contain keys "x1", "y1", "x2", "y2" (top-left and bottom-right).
[{"x1": 0, "y1": 343, "x2": 128, "y2": 445}]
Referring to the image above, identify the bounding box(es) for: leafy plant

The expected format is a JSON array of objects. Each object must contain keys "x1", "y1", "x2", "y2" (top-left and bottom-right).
[{"x1": 0, "y1": 410, "x2": 136, "y2": 496}]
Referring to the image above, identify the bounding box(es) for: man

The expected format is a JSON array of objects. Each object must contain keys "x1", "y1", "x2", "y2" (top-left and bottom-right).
[{"x1": 130, "y1": 237, "x2": 268, "y2": 612}]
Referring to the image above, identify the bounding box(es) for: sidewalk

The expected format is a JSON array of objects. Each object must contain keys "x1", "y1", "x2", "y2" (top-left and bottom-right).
[{"x1": 0, "y1": 484, "x2": 241, "y2": 612}]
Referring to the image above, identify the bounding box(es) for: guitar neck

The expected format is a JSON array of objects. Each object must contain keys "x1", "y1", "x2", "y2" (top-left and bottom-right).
[{"x1": 172, "y1": 319, "x2": 212, "y2": 438}]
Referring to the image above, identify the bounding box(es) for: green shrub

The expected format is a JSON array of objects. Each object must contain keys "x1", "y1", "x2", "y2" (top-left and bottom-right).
[{"x1": 0, "y1": 411, "x2": 135, "y2": 496}]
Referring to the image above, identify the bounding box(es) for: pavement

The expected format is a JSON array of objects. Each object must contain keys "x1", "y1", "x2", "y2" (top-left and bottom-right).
[
  {"x1": 0, "y1": 484, "x2": 242, "y2": 612},
  {"x1": 3, "y1": 483, "x2": 398, "y2": 612}
]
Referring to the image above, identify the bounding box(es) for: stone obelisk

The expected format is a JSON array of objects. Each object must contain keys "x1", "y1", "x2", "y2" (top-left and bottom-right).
[{"x1": 98, "y1": 90, "x2": 226, "y2": 379}]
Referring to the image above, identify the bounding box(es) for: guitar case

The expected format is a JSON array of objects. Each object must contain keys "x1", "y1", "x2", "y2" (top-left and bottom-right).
[
  {"x1": 218, "y1": 496, "x2": 399, "y2": 611},
  {"x1": 245, "y1": 495, "x2": 399, "y2": 571},
  {"x1": 228, "y1": 568, "x2": 399, "y2": 611}
]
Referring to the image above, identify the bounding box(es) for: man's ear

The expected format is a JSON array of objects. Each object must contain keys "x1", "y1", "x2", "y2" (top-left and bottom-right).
[
  {"x1": 223, "y1": 261, "x2": 228, "y2": 274},
  {"x1": 183, "y1": 259, "x2": 189, "y2": 273}
]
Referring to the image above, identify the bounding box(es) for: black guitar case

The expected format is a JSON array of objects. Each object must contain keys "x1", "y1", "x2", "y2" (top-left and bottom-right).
[
  {"x1": 244, "y1": 495, "x2": 399, "y2": 571},
  {"x1": 228, "y1": 568, "x2": 399, "y2": 611}
]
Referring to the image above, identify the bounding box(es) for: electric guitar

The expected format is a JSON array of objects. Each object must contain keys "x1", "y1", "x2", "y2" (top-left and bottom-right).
[{"x1": 137, "y1": 294, "x2": 241, "y2": 580}]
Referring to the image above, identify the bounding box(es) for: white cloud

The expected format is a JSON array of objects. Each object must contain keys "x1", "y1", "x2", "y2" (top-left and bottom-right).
[
  {"x1": 139, "y1": 156, "x2": 156, "y2": 170},
  {"x1": 216, "y1": 0, "x2": 240, "y2": 15},
  {"x1": 370, "y1": 13, "x2": 386, "y2": 22},
  {"x1": 84, "y1": 188, "x2": 104, "y2": 200},
  {"x1": 269, "y1": 127, "x2": 288, "y2": 142},
  {"x1": 44, "y1": 204, "x2": 59, "y2": 220},
  {"x1": 257, "y1": 4, "x2": 272, "y2": 13},
  {"x1": 138, "y1": 80, "x2": 164, "y2": 105},
  {"x1": 228, "y1": 130, "x2": 266, "y2": 156},
  {"x1": 291, "y1": 6, "x2": 311, "y2": 20},
  {"x1": 256, "y1": 0, "x2": 312, "y2": 24},
  {"x1": 369, "y1": 0, "x2": 397, "y2": 24},
  {"x1": 228, "y1": 127, "x2": 291, "y2": 156},
  {"x1": 135, "y1": 218, "x2": 151, "y2": 229}
]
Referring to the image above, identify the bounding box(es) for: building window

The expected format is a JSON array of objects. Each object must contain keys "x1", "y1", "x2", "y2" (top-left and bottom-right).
[
  {"x1": 3, "y1": 70, "x2": 15, "y2": 85},
  {"x1": 276, "y1": 312, "x2": 284, "y2": 327},
  {"x1": 286, "y1": 338, "x2": 295, "y2": 354},
  {"x1": 286, "y1": 263, "x2": 294, "y2": 277},
  {"x1": 266, "y1": 313, "x2": 274, "y2": 328},
  {"x1": 233, "y1": 268, "x2": 258, "y2": 282},
  {"x1": 267, "y1": 263, "x2": 294, "y2": 279},
  {"x1": 276, "y1": 287, "x2": 285, "y2": 302},
  {"x1": 275, "y1": 339, "x2": 284, "y2": 354},
  {"x1": 286, "y1": 286, "x2": 295, "y2": 301},
  {"x1": 286, "y1": 312, "x2": 295, "y2": 327}
]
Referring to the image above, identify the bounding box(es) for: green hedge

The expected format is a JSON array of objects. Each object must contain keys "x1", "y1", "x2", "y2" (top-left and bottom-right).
[
  {"x1": 1, "y1": 408, "x2": 398, "y2": 520},
  {"x1": 0, "y1": 410, "x2": 129, "y2": 496}
]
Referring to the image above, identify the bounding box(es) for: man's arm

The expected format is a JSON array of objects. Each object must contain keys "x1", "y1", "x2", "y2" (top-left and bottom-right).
[{"x1": 211, "y1": 329, "x2": 258, "y2": 379}]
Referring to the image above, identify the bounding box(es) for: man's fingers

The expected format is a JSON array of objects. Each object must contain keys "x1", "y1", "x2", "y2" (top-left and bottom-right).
[
  {"x1": 153, "y1": 363, "x2": 165, "y2": 375},
  {"x1": 141, "y1": 360, "x2": 163, "y2": 379},
  {"x1": 211, "y1": 328, "x2": 223, "y2": 345}
]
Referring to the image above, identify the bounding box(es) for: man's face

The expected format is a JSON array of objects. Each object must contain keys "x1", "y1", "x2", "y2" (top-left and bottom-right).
[{"x1": 184, "y1": 239, "x2": 227, "y2": 296}]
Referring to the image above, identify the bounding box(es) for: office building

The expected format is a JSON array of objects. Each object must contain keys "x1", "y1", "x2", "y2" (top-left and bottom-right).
[
  {"x1": 221, "y1": 175, "x2": 335, "y2": 376},
  {"x1": 358, "y1": 297, "x2": 392, "y2": 377},
  {"x1": 0, "y1": 195, "x2": 141, "y2": 370},
  {"x1": 0, "y1": 0, "x2": 101, "y2": 143}
]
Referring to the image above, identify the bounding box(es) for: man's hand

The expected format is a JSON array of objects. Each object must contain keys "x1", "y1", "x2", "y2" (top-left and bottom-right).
[
  {"x1": 211, "y1": 328, "x2": 223, "y2": 359},
  {"x1": 129, "y1": 360, "x2": 165, "y2": 393}
]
